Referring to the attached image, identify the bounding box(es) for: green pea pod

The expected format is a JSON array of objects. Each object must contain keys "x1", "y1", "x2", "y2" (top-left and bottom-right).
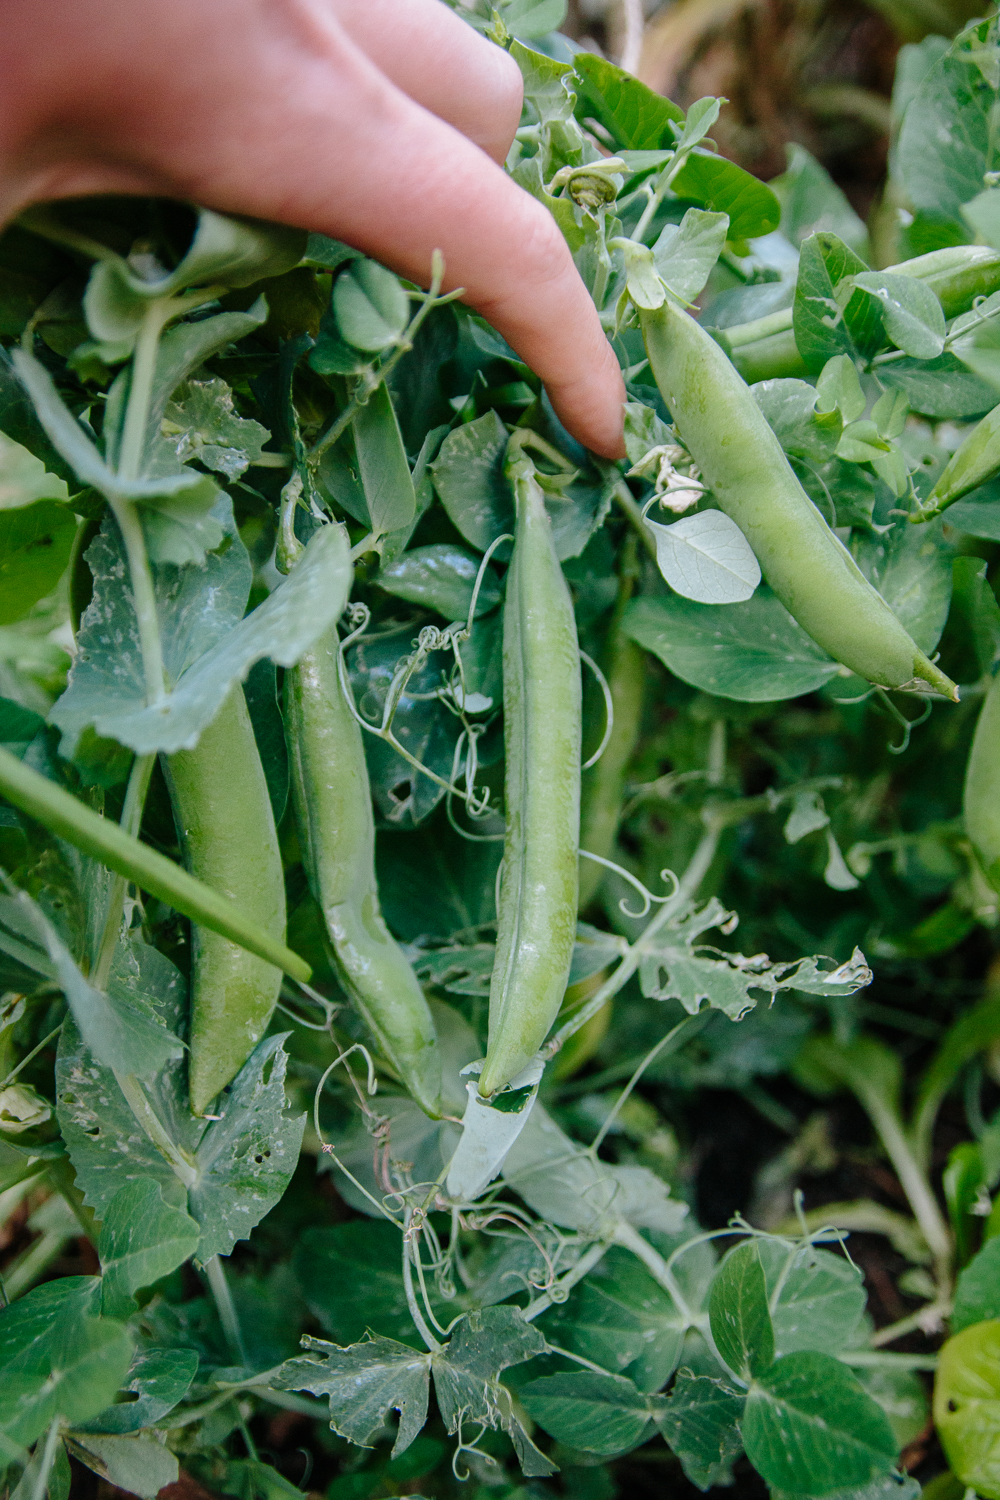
[
  {"x1": 164, "y1": 685, "x2": 285, "y2": 1115},
  {"x1": 285, "y1": 629, "x2": 442, "y2": 1119},
  {"x1": 913, "y1": 399, "x2": 1000, "y2": 522},
  {"x1": 640, "y1": 297, "x2": 959, "y2": 700},
  {"x1": 479, "y1": 435, "x2": 582, "y2": 1098},
  {"x1": 964, "y1": 669, "x2": 1000, "y2": 891}
]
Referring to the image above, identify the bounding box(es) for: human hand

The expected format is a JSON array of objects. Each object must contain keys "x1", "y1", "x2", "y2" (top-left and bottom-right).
[{"x1": 0, "y1": 0, "x2": 625, "y2": 457}]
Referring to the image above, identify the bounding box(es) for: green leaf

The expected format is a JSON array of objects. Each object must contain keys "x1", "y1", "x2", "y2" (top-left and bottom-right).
[
  {"x1": 654, "y1": 1370, "x2": 744, "y2": 1490},
  {"x1": 352, "y1": 383, "x2": 416, "y2": 537},
  {"x1": 162, "y1": 377, "x2": 269, "y2": 481},
  {"x1": 0, "y1": 886, "x2": 184, "y2": 1077},
  {"x1": 431, "y1": 410, "x2": 512, "y2": 555},
  {"x1": 0, "y1": 1279, "x2": 133, "y2": 1448},
  {"x1": 572, "y1": 52, "x2": 683, "y2": 150},
  {"x1": 504, "y1": 0, "x2": 568, "y2": 40},
  {"x1": 742, "y1": 1350, "x2": 898, "y2": 1492},
  {"x1": 279, "y1": 1334, "x2": 431, "y2": 1457},
  {"x1": 947, "y1": 484, "x2": 1000, "y2": 541},
  {"x1": 793, "y1": 232, "x2": 875, "y2": 372},
  {"x1": 645, "y1": 509, "x2": 760, "y2": 604},
  {"x1": 294, "y1": 1222, "x2": 415, "y2": 1345},
  {"x1": 952, "y1": 1238, "x2": 1000, "y2": 1332},
  {"x1": 77, "y1": 1349, "x2": 198, "y2": 1435},
  {"x1": 57, "y1": 1020, "x2": 305, "y2": 1261},
  {"x1": 378, "y1": 543, "x2": 501, "y2": 621},
  {"x1": 51, "y1": 508, "x2": 351, "y2": 756},
  {"x1": 853, "y1": 511, "x2": 953, "y2": 656},
  {"x1": 851, "y1": 272, "x2": 946, "y2": 359},
  {"x1": 753, "y1": 378, "x2": 842, "y2": 463},
  {"x1": 652, "y1": 210, "x2": 729, "y2": 304},
  {"x1": 934, "y1": 1319, "x2": 1000, "y2": 1497},
  {"x1": 333, "y1": 261, "x2": 409, "y2": 352},
  {"x1": 623, "y1": 588, "x2": 842, "y2": 702},
  {"x1": 816, "y1": 355, "x2": 867, "y2": 423},
  {"x1": 756, "y1": 1240, "x2": 866, "y2": 1356},
  {"x1": 670, "y1": 153, "x2": 780, "y2": 242},
  {"x1": 622, "y1": 240, "x2": 667, "y2": 311},
  {"x1": 98, "y1": 1176, "x2": 201, "y2": 1318},
  {"x1": 518, "y1": 1371, "x2": 652, "y2": 1455},
  {"x1": 504, "y1": 1101, "x2": 688, "y2": 1237},
  {"x1": 896, "y1": 20, "x2": 1000, "y2": 227},
  {"x1": 67, "y1": 1434, "x2": 179, "y2": 1499},
  {"x1": 431, "y1": 1304, "x2": 547, "y2": 1436},
  {"x1": 708, "y1": 1241, "x2": 774, "y2": 1379},
  {"x1": 0, "y1": 431, "x2": 70, "y2": 510},
  {"x1": 0, "y1": 501, "x2": 77, "y2": 627}
]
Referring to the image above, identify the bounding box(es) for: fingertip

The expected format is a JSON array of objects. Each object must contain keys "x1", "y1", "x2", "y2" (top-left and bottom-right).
[{"x1": 546, "y1": 346, "x2": 627, "y2": 461}]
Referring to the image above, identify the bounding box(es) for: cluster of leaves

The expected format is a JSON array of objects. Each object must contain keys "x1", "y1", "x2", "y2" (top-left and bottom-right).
[{"x1": 3, "y1": 9, "x2": 1000, "y2": 1500}]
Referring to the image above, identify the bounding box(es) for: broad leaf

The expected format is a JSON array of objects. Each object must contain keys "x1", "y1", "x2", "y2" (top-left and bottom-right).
[
  {"x1": 645, "y1": 509, "x2": 760, "y2": 604},
  {"x1": 652, "y1": 210, "x2": 729, "y2": 304},
  {"x1": 280, "y1": 1333, "x2": 431, "y2": 1457},
  {"x1": 654, "y1": 1370, "x2": 744, "y2": 1490},
  {"x1": 952, "y1": 1237, "x2": 1000, "y2": 1332},
  {"x1": 378, "y1": 543, "x2": 501, "y2": 621},
  {"x1": 934, "y1": 1320, "x2": 1000, "y2": 1497},
  {"x1": 77, "y1": 1349, "x2": 199, "y2": 1435},
  {"x1": 519, "y1": 1370, "x2": 652, "y2": 1456},
  {"x1": 742, "y1": 1350, "x2": 898, "y2": 1492},
  {"x1": 572, "y1": 52, "x2": 683, "y2": 149},
  {"x1": 67, "y1": 1434, "x2": 178, "y2": 1500},
  {"x1": 98, "y1": 1176, "x2": 201, "y2": 1318},
  {"x1": 708, "y1": 1242, "x2": 774, "y2": 1379},
  {"x1": 624, "y1": 588, "x2": 842, "y2": 703},
  {"x1": 0, "y1": 502, "x2": 77, "y2": 626}
]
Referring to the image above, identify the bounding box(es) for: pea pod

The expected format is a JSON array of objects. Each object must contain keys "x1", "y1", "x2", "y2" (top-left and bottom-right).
[
  {"x1": 639, "y1": 296, "x2": 959, "y2": 700},
  {"x1": 285, "y1": 622, "x2": 442, "y2": 1119},
  {"x1": 725, "y1": 244, "x2": 1000, "y2": 378},
  {"x1": 164, "y1": 685, "x2": 285, "y2": 1115},
  {"x1": 912, "y1": 399, "x2": 1000, "y2": 522},
  {"x1": 964, "y1": 669, "x2": 1000, "y2": 890},
  {"x1": 479, "y1": 434, "x2": 582, "y2": 1098}
]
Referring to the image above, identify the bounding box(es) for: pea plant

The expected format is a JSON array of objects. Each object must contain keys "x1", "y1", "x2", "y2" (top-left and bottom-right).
[{"x1": 4, "y1": 9, "x2": 1000, "y2": 1498}]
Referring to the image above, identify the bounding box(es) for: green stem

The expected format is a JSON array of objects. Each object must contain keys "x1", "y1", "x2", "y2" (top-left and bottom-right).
[
  {"x1": 522, "y1": 1240, "x2": 610, "y2": 1321},
  {"x1": 0, "y1": 1025, "x2": 63, "y2": 1090},
  {"x1": 723, "y1": 309, "x2": 794, "y2": 348},
  {"x1": 30, "y1": 1419, "x2": 62, "y2": 1500},
  {"x1": 402, "y1": 1217, "x2": 442, "y2": 1353},
  {"x1": 92, "y1": 752, "x2": 155, "y2": 990},
  {"x1": 612, "y1": 1221, "x2": 694, "y2": 1322},
  {"x1": 0, "y1": 745, "x2": 312, "y2": 982},
  {"x1": 113, "y1": 501, "x2": 165, "y2": 705},
  {"x1": 117, "y1": 301, "x2": 168, "y2": 483},
  {"x1": 205, "y1": 1255, "x2": 248, "y2": 1366},
  {"x1": 854, "y1": 1080, "x2": 953, "y2": 1287},
  {"x1": 612, "y1": 480, "x2": 659, "y2": 563},
  {"x1": 113, "y1": 1070, "x2": 198, "y2": 1189}
]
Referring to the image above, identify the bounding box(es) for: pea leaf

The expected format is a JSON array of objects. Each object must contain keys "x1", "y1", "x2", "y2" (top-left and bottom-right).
[
  {"x1": 652, "y1": 209, "x2": 729, "y2": 304},
  {"x1": 294, "y1": 1222, "x2": 416, "y2": 1346},
  {"x1": 896, "y1": 19, "x2": 1000, "y2": 227},
  {"x1": 56, "y1": 1008, "x2": 305, "y2": 1261},
  {"x1": 98, "y1": 1176, "x2": 200, "y2": 1319},
  {"x1": 0, "y1": 501, "x2": 77, "y2": 626},
  {"x1": 851, "y1": 272, "x2": 946, "y2": 359},
  {"x1": 162, "y1": 377, "x2": 269, "y2": 481},
  {"x1": 754, "y1": 378, "x2": 842, "y2": 463},
  {"x1": 76, "y1": 1349, "x2": 198, "y2": 1435},
  {"x1": 879, "y1": 351, "x2": 997, "y2": 419},
  {"x1": 756, "y1": 1240, "x2": 866, "y2": 1356},
  {"x1": 934, "y1": 1320, "x2": 1000, "y2": 1496},
  {"x1": 351, "y1": 383, "x2": 416, "y2": 537},
  {"x1": 280, "y1": 1334, "x2": 431, "y2": 1457},
  {"x1": 333, "y1": 261, "x2": 409, "y2": 352},
  {"x1": 503, "y1": 0, "x2": 567, "y2": 41},
  {"x1": 670, "y1": 153, "x2": 780, "y2": 242},
  {"x1": 572, "y1": 52, "x2": 683, "y2": 149},
  {"x1": 623, "y1": 588, "x2": 842, "y2": 702},
  {"x1": 518, "y1": 1371, "x2": 653, "y2": 1456},
  {"x1": 66, "y1": 1434, "x2": 179, "y2": 1500},
  {"x1": 502, "y1": 1103, "x2": 688, "y2": 1237},
  {"x1": 51, "y1": 507, "x2": 351, "y2": 756},
  {"x1": 0, "y1": 888, "x2": 183, "y2": 1077},
  {"x1": 0, "y1": 431, "x2": 70, "y2": 510},
  {"x1": 708, "y1": 1242, "x2": 774, "y2": 1379},
  {"x1": 654, "y1": 1370, "x2": 745, "y2": 1490},
  {"x1": 743, "y1": 1350, "x2": 898, "y2": 1492},
  {"x1": 793, "y1": 232, "x2": 875, "y2": 372},
  {"x1": 378, "y1": 542, "x2": 501, "y2": 621},
  {"x1": 952, "y1": 1237, "x2": 1000, "y2": 1332},
  {"x1": 0, "y1": 1279, "x2": 133, "y2": 1449},
  {"x1": 646, "y1": 509, "x2": 760, "y2": 604}
]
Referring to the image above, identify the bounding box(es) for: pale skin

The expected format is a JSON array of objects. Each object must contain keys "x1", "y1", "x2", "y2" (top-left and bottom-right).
[{"x1": 0, "y1": 0, "x2": 626, "y2": 457}]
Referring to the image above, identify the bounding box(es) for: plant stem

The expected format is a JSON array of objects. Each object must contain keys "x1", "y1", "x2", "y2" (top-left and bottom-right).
[
  {"x1": 522, "y1": 1240, "x2": 609, "y2": 1322},
  {"x1": 854, "y1": 1079, "x2": 953, "y2": 1288},
  {"x1": 92, "y1": 752, "x2": 155, "y2": 990},
  {"x1": 114, "y1": 500, "x2": 166, "y2": 705},
  {"x1": 113, "y1": 1070, "x2": 198, "y2": 1189},
  {"x1": 117, "y1": 301, "x2": 168, "y2": 484},
  {"x1": 612, "y1": 480, "x2": 659, "y2": 563},
  {"x1": 402, "y1": 1216, "x2": 442, "y2": 1353},
  {"x1": 30, "y1": 1419, "x2": 62, "y2": 1500},
  {"x1": 723, "y1": 309, "x2": 794, "y2": 348},
  {"x1": 205, "y1": 1255, "x2": 248, "y2": 1366}
]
